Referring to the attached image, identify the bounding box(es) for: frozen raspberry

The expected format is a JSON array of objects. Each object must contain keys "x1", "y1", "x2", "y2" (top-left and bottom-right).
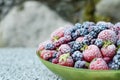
[
  {"x1": 59, "y1": 44, "x2": 71, "y2": 54},
  {"x1": 98, "y1": 30, "x2": 117, "y2": 43},
  {"x1": 76, "y1": 37, "x2": 84, "y2": 43}
]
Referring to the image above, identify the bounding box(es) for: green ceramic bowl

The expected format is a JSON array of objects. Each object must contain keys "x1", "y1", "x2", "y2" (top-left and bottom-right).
[{"x1": 37, "y1": 53, "x2": 120, "y2": 80}]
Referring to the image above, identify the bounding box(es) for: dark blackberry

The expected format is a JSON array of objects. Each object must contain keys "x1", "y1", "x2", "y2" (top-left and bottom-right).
[
  {"x1": 108, "y1": 54, "x2": 120, "y2": 70},
  {"x1": 75, "y1": 23, "x2": 82, "y2": 29},
  {"x1": 45, "y1": 43, "x2": 55, "y2": 50},
  {"x1": 84, "y1": 35, "x2": 93, "y2": 41},
  {"x1": 82, "y1": 39, "x2": 89, "y2": 45},
  {"x1": 74, "y1": 60, "x2": 87, "y2": 68},
  {"x1": 68, "y1": 41, "x2": 75, "y2": 48},
  {"x1": 72, "y1": 41, "x2": 83, "y2": 51},
  {"x1": 71, "y1": 32, "x2": 78, "y2": 40},
  {"x1": 72, "y1": 51, "x2": 83, "y2": 61},
  {"x1": 94, "y1": 39, "x2": 103, "y2": 48},
  {"x1": 64, "y1": 27, "x2": 76, "y2": 36},
  {"x1": 89, "y1": 31, "x2": 97, "y2": 38},
  {"x1": 108, "y1": 61, "x2": 119, "y2": 70},
  {"x1": 80, "y1": 28, "x2": 88, "y2": 36},
  {"x1": 82, "y1": 21, "x2": 95, "y2": 29}
]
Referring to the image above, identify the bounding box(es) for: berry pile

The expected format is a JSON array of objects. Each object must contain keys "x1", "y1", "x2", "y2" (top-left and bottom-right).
[{"x1": 37, "y1": 21, "x2": 120, "y2": 70}]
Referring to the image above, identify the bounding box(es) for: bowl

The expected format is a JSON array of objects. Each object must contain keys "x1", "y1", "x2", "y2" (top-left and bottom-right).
[{"x1": 37, "y1": 53, "x2": 120, "y2": 80}]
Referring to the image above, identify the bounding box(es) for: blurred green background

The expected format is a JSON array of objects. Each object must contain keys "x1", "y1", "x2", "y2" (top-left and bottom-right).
[{"x1": 0, "y1": 0, "x2": 120, "y2": 47}]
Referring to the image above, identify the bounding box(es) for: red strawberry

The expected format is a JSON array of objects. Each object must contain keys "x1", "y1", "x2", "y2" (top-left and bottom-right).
[
  {"x1": 98, "y1": 30, "x2": 117, "y2": 43},
  {"x1": 40, "y1": 50, "x2": 55, "y2": 60},
  {"x1": 101, "y1": 44, "x2": 116, "y2": 59},
  {"x1": 76, "y1": 37, "x2": 84, "y2": 43},
  {"x1": 58, "y1": 53, "x2": 74, "y2": 67},
  {"x1": 83, "y1": 45, "x2": 102, "y2": 62},
  {"x1": 89, "y1": 58, "x2": 109, "y2": 70},
  {"x1": 51, "y1": 27, "x2": 64, "y2": 41}
]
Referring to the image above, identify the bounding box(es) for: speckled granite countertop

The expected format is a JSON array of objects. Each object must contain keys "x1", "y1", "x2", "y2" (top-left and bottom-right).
[{"x1": 0, "y1": 48, "x2": 61, "y2": 80}]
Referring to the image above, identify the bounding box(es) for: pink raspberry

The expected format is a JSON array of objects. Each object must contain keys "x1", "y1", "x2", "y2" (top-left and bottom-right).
[
  {"x1": 89, "y1": 58, "x2": 109, "y2": 70},
  {"x1": 98, "y1": 30, "x2": 117, "y2": 43},
  {"x1": 51, "y1": 27, "x2": 64, "y2": 41},
  {"x1": 83, "y1": 45, "x2": 102, "y2": 62},
  {"x1": 76, "y1": 37, "x2": 84, "y2": 43},
  {"x1": 58, "y1": 44, "x2": 71, "y2": 54},
  {"x1": 110, "y1": 22, "x2": 120, "y2": 34}
]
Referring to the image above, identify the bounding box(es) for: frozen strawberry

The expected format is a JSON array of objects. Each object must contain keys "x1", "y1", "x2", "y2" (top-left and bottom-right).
[
  {"x1": 52, "y1": 58, "x2": 59, "y2": 64},
  {"x1": 58, "y1": 44, "x2": 71, "y2": 54},
  {"x1": 98, "y1": 30, "x2": 117, "y2": 43},
  {"x1": 37, "y1": 40, "x2": 52, "y2": 53},
  {"x1": 101, "y1": 44, "x2": 116, "y2": 59},
  {"x1": 76, "y1": 37, "x2": 84, "y2": 43},
  {"x1": 40, "y1": 50, "x2": 56, "y2": 60},
  {"x1": 51, "y1": 27, "x2": 64, "y2": 41},
  {"x1": 83, "y1": 45, "x2": 102, "y2": 62},
  {"x1": 89, "y1": 58, "x2": 109, "y2": 70},
  {"x1": 58, "y1": 53, "x2": 74, "y2": 67},
  {"x1": 103, "y1": 57, "x2": 111, "y2": 63}
]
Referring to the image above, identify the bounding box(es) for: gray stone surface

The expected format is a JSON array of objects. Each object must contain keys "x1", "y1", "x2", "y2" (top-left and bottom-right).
[
  {"x1": 0, "y1": 48, "x2": 61, "y2": 80},
  {"x1": 96, "y1": 0, "x2": 120, "y2": 21},
  {"x1": 0, "y1": 1, "x2": 71, "y2": 47}
]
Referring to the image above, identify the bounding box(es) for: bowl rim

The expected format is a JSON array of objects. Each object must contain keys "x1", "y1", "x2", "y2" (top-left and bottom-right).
[{"x1": 37, "y1": 51, "x2": 120, "y2": 73}]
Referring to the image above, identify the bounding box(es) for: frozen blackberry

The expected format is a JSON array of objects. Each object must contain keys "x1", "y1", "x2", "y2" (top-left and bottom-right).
[
  {"x1": 74, "y1": 60, "x2": 87, "y2": 68},
  {"x1": 71, "y1": 32, "x2": 78, "y2": 40},
  {"x1": 45, "y1": 43, "x2": 55, "y2": 50},
  {"x1": 108, "y1": 54, "x2": 120, "y2": 70},
  {"x1": 75, "y1": 23, "x2": 82, "y2": 29},
  {"x1": 84, "y1": 35, "x2": 93, "y2": 41},
  {"x1": 68, "y1": 41, "x2": 75, "y2": 48},
  {"x1": 64, "y1": 26, "x2": 76, "y2": 36},
  {"x1": 82, "y1": 39, "x2": 89, "y2": 45},
  {"x1": 80, "y1": 28, "x2": 88, "y2": 36},
  {"x1": 94, "y1": 39, "x2": 103, "y2": 48},
  {"x1": 82, "y1": 21, "x2": 95, "y2": 29},
  {"x1": 89, "y1": 31, "x2": 97, "y2": 38},
  {"x1": 72, "y1": 51, "x2": 83, "y2": 61},
  {"x1": 72, "y1": 41, "x2": 83, "y2": 51}
]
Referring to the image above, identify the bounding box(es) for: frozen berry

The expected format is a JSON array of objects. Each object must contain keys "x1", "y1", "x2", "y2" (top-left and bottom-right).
[
  {"x1": 98, "y1": 30, "x2": 117, "y2": 43},
  {"x1": 59, "y1": 44, "x2": 71, "y2": 54},
  {"x1": 72, "y1": 51, "x2": 83, "y2": 61},
  {"x1": 89, "y1": 58, "x2": 108, "y2": 70}
]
